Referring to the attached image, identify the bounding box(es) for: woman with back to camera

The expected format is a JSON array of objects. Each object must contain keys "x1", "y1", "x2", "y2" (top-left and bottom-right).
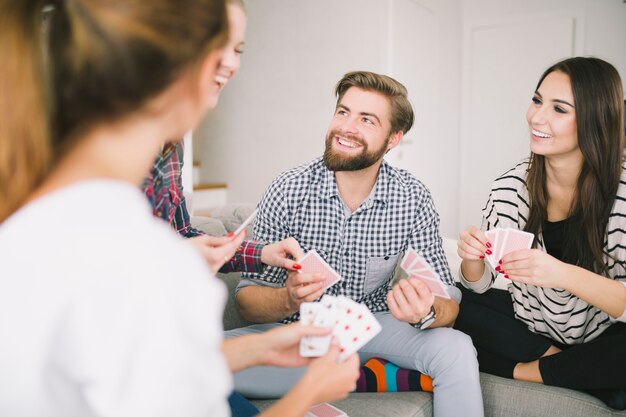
[
  {"x1": 0, "y1": 1, "x2": 358, "y2": 416},
  {"x1": 455, "y1": 57, "x2": 626, "y2": 409},
  {"x1": 141, "y1": 0, "x2": 302, "y2": 276}
]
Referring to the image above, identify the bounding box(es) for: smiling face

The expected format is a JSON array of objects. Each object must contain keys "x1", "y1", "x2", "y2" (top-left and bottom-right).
[
  {"x1": 323, "y1": 87, "x2": 401, "y2": 171},
  {"x1": 208, "y1": 3, "x2": 247, "y2": 108},
  {"x1": 526, "y1": 71, "x2": 580, "y2": 161}
]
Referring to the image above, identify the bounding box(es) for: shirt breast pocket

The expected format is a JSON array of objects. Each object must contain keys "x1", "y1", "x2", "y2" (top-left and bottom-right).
[{"x1": 364, "y1": 253, "x2": 400, "y2": 295}]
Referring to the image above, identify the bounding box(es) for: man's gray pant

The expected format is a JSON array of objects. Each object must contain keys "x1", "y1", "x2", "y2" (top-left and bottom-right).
[{"x1": 225, "y1": 312, "x2": 484, "y2": 417}]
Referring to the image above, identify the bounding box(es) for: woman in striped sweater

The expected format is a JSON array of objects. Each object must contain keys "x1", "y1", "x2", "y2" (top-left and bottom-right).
[{"x1": 455, "y1": 57, "x2": 626, "y2": 409}]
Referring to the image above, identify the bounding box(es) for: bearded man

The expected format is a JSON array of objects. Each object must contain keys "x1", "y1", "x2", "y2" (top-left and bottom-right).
[{"x1": 226, "y1": 71, "x2": 484, "y2": 417}]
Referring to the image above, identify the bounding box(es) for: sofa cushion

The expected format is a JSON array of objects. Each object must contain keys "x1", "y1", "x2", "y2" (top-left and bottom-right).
[{"x1": 190, "y1": 215, "x2": 228, "y2": 237}]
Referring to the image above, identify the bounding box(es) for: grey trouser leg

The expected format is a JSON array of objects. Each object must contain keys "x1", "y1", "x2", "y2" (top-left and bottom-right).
[
  {"x1": 360, "y1": 312, "x2": 484, "y2": 417},
  {"x1": 225, "y1": 316, "x2": 484, "y2": 417},
  {"x1": 224, "y1": 323, "x2": 306, "y2": 399}
]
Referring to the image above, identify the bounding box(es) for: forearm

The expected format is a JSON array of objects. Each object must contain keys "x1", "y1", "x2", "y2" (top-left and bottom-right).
[
  {"x1": 460, "y1": 259, "x2": 486, "y2": 282},
  {"x1": 562, "y1": 264, "x2": 626, "y2": 319},
  {"x1": 430, "y1": 297, "x2": 459, "y2": 328},
  {"x1": 237, "y1": 286, "x2": 297, "y2": 323},
  {"x1": 222, "y1": 334, "x2": 264, "y2": 372},
  {"x1": 259, "y1": 379, "x2": 319, "y2": 417},
  {"x1": 219, "y1": 240, "x2": 265, "y2": 274}
]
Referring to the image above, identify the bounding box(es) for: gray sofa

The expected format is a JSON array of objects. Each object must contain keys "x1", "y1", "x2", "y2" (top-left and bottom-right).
[{"x1": 192, "y1": 206, "x2": 626, "y2": 417}]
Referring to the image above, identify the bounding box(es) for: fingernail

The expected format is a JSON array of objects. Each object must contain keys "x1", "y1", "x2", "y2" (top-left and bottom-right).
[
  {"x1": 293, "y1": 263, "x2": 302, "y2": 270},
  {"x1": 486, "y1": 249, "x2": 492, "y2": 255},
  {"x1": 227, "y1": 232, "x2": 234, "y2": 238},
  {"x1": 504, "y1": 274, "x2": 510, "y2": 279},
  {"x1": 498, "y1": 259, "x2": 502, "y2": 264},
  {"x1": 495, "y1": 266, "x2": 501, "y2": 271},
  {"x1": 486, "y1": 242, "x2": 492, "y2": 248},
  {"x1": 479, "y1": 255, "x2": 485, "y2": 259}
]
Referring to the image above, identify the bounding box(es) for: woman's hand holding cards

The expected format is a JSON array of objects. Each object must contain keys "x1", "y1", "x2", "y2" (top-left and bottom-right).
[
  {"x1": 458, "y1": 225, "x2": 491, "y2": 261},
  {"x1": 458, "y1": 225, "x2": 491, "y2": 282},
  {"x1": 499, "y1": 249, "x2": 567, "y2": 289},
  {"x1": 189, "y1": 232, "x2": 246, "y2": 273},
  {"x1": 300, "y1": 344, "x2": 360, "y2": 403},
  {"x1": 261, "y1": 237, "x2": 305, "y2": 270}
]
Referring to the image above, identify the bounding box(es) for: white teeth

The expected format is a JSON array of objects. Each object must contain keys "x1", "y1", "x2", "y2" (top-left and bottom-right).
[
  {"x1": 532, "y1": 129, "x2": 552, "y2": 138},
  {"x1": 337, "y1": 138, "x2": 357, "y2": 148},
  {"x1": 214, "y1": 75, "x2": 229, "y2": 85}
]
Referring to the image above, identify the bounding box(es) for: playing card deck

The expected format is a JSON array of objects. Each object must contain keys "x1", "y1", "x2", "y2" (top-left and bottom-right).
[
  {"x1": 298, "y1": 250, "x2": 342, "y2": 290},
  {"x1": 306, "y1": 403, "x2": 347, "y2": 417},
  {"x1": 299, "y1": 295, "x2": 382, "y2": 362},
  {"x1": 399, "y1": 248, "x2": 450, "y2": 299},
  {"x1": 484, "y1": 228, "x2": 534, "y2": 270}
]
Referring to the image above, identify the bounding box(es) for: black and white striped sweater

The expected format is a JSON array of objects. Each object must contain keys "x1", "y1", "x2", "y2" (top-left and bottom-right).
[{"x1": 461, "y1": 159, "x2": 626, "y2": 345}]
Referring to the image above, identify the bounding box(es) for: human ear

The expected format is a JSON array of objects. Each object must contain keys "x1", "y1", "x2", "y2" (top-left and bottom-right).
[{"x1": 387, "y1": 131, "x2": 404, "y2": 151}]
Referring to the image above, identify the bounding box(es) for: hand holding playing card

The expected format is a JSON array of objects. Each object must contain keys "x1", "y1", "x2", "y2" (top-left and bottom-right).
[
  {"x1": 398, "y1": 248, "x2": 451, "y2": 299},
  {"x1": 255, "y1": 322, "x2": 333, "y2": 369},
  {"x1": 484, "y1": 228, "x2": 534, "y2": 271},
  {"x1": 457, "y1": 225, "x2": 491, "y2": 262},
  {"x1": 387, "y1": 277, "x2": 435, "y2": 324},
  {"x1": 298, "y1": 250, "x2": 342, "y2": 290},
  {"x1": 299, "y1": 295, "x2": 382, "y2": 361},
  {"x1": 499, "y1": 248, "x2": 568, "y2": 288},
  {"x1": 285, "y1": 269, "x2": 326, "y2": 313},
  {"x1": 300, "y1": 343, "x2": 360, "y2": 406},
  {"x1": 261, "y1": 236, "x2": 305, "y2": 270}
]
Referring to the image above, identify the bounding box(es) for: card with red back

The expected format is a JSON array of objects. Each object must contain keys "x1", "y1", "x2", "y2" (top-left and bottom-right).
[
  {"x1": 401, "y1": 248, "x2": 429, "y2": 274},
  {"x1": 484, "y1": 229, "x2": 499, "y2": 269},
  {"x1": 411, "y1": 268, "x2": 439, "y2": 280},
  {"x1": 408, "y1": 274, "x2": 451, "y2": 299},
  {"x1": 306, "y1": 403, "x2": 347, "y2": 417},
  {"x1": 298, "y1": 250, "x2": 342, "y2": 290},
  {"x1": 334, "y1": 296, "x2": 382, "y2": 362},
  {"x1": 499, "y1": 228, "x2": 534, "y2": 260}
]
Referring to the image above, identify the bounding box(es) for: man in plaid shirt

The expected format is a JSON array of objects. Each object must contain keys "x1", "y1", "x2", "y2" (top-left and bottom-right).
[
  {"x1": 227, "y1": 72, "x2": 483, "y2": 417},
  {"x1": 141, "y1": 142, "x2": 303, "y2": 275}
]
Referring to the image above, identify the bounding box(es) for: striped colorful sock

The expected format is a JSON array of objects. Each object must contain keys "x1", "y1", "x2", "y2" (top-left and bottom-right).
[{"x1": 355, "y1": 358, "x2": 433, "y2": 393}]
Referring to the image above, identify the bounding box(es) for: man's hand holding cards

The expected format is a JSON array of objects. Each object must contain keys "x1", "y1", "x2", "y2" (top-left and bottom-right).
[
  {"x1": 398, "y1": 248, "x2": 451, "y2": 299},
  {"x1": 299, "y1": 295, "x2": 382, "y2": 362},
  {"x1": 297, "y1": 250, "x2": 342, "y2": 290}
]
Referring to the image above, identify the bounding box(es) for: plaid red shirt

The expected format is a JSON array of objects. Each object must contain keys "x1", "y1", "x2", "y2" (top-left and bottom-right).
[{"x1": 142, "y1": 142, "x2": 263, "y2": 273}]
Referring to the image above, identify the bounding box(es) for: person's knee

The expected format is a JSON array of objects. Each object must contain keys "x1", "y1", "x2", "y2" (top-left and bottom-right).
[{"x1": 427, "y1": 329, "x2": 478, "y2": 374}]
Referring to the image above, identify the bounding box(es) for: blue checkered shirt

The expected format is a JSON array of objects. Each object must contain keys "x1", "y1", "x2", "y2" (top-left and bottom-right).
[{"x1": 240, "y1": 157, "x2": 453, "y2": 323}]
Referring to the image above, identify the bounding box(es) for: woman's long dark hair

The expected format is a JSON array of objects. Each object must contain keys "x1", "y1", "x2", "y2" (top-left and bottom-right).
[{"x1": 524, "y1": 57, "x2": 625, "y2": 274}]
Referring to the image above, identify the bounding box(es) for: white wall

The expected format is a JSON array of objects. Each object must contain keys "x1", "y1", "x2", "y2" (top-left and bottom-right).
[
  {"x1": 458, "y1": 0, "x2": 626, "y2": 232},
  {"x1": 193, "y1": 0, "x2": 626, "y2": 238}
]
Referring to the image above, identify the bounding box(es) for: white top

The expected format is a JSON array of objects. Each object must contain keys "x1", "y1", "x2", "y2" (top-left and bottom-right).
[
  {"x1": 461, "y1": 159, "x2": 626, "y2": 344},
  {"x1": 0, "y1": 181, "x2": 231, "y2": 417}
]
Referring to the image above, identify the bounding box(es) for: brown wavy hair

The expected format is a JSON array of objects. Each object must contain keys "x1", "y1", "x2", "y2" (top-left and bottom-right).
[
  {"x1": 524, "y1": 57, "x2": 625, "y2": 273},
  {"x1": 0, "y1": 0, "x2": 228, "y2": 222},
  {"x1": 335, "y1": 71, "x2": 414, "y2": 135}
]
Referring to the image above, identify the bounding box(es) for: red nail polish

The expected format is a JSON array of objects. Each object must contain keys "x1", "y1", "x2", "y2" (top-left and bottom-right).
[
  {"x1": 486, "y1": 249, "x2": 493, "y2": 255},
  {"x1": 504, "y1": 274, "x2": 510, "y2": 279},
  {"x1": 227, "y1": 232, "x2": 234, "y2": 238},
  {"x1": 293, "y1": 263, "x2": 302, "y2": 270},
  {"x1": 479, "y1": 255, "x2": 485, "y2": 259},
  {"x1": 498, "y1": 259, "x2": 502, "y2": 264},
  {"x1": 495, "y1": 266, "x2": 501, "y2": 271},
  {"x1": 486, "y1": 242, "x2": 492, "y2": 248}
]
